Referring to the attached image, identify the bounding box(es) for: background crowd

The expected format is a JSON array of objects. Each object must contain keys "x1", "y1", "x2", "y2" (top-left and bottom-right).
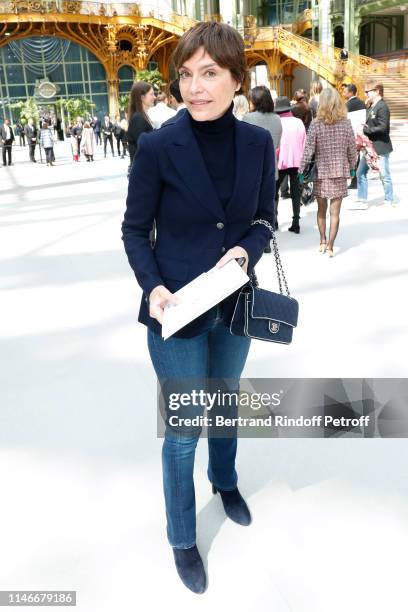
[{"x1": 1, "y1": 75, "x2": 394, "y2": 256}]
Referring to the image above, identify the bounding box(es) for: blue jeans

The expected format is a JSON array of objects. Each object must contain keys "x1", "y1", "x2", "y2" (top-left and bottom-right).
[
  {"x1": 147, "y1": 306, "x2": 251, "y2": 548},
  {"x1": 357, "y1": 152, "x2": 394, "y2": 202}
]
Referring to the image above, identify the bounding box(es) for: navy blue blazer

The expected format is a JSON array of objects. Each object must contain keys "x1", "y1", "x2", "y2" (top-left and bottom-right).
[{"x1": 121, "y1": 109, "x2": 275, "y2": 338}]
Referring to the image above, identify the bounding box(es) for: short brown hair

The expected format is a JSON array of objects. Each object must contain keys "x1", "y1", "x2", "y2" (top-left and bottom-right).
[
  {"x1": 172, "y1": 21, "x2": 249, "y2": 92},
  {"x1": 365, "y1": 80, "x2": 383, "y2": 97}
]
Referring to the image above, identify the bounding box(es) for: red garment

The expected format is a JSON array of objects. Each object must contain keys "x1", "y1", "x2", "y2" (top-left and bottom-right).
[{"x1": 356, "y1": 132, "x2": 379, "y2": 171}]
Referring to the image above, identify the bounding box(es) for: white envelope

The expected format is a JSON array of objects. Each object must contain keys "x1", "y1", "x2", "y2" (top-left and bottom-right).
[
  {"x1": 348, "y1": 109, "x2": 366, "y2": 135},
  {"x1": 161, "y1": 259, "x2": 249, "y2": 340}
]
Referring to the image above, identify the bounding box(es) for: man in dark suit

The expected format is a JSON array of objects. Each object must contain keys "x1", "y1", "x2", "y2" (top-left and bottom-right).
[
  {"x1": 356, "y1": 81, "x2": 394, "y2": 206},
  {"x1": 344, "y1": 84, "x2": 366, "y2": 189},
  {"x1": 1, "y1": 119, "x2": 15, "y2": 166},
  {"x1": 102, "y1": 115, "x2": 114, "y2": 157},
  {"x1": 344, "y1": 84, "x2": 366, "y2": 112},
  {"x1": 92, "y1": 116, "x2": 102, "y2": 145},
  {"x1": 340, "y1": 48, "x2": 349, "y2": 61},
  {"x1": 25, "y1": 119, "x2": 38, "y2": 163}
]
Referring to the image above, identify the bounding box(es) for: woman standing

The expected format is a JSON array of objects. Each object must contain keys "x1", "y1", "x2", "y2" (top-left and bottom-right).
[
  {"x1": 299, "y1": 87, "x2": 357, "y2": 256},
  {"x1": 309, "y1": 81, "x2": 323, "y2": 118},
  {"x1": 242, "y1": 85, "x2": 282, "y2": 246},
  {"x1": 39, "y1": 122, "x2": 55, "y2": 166},
  {"x1": 291, "y1": 90, "x2": 313, "y2": 131},
  {"x1": 232, "y1": 93, "x2": 249, "y2": 120},
  {"x1": 243, "y1": 86, "x2": 282, "y2": 174},
  {"x1": 126, "y1": 81, "x2": 155, "y2": 168},
  {"x1": 274, "y1": 96, "x2": 306, "y2": 233},
  {"x1": 122, "y1": 22, "x2": 275, "y2": 594},
  {"x1": 81, "y1": 121, "x2": 96, "y2": 161}
]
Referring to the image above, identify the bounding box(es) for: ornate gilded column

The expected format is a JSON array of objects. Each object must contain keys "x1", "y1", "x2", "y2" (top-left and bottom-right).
[
  {"x1": 263, "y1": 48, "x2": 282, "y2": 94},
  {"x1": 282, "y1": 62, "x2": 295, "y2": 99},
  {"x1": 108, "y1": 78, "x2": 120, "y2": 118},
  {"x1": 282, "y1": 75, "x2": 294, "y2": 98},
  {"x1": 135, "y1": 25, "x2": 150, "y2": 71},
  {"x1": 105, "y1": 25, "x2": 119, "y2": 118}
]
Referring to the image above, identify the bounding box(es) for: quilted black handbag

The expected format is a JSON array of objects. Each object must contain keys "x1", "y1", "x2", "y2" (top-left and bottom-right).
[
  {"x1": 302, "y1": 156, "x2": 317, "y2": 182},
  {"x1": 230, "y1": 220, "x2": 299, "y2": 344}
]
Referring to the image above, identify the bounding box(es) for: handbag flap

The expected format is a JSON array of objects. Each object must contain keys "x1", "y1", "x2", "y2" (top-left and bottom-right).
[{"x1": 249, "y1": 287, "x2": 299, "y2": 327}]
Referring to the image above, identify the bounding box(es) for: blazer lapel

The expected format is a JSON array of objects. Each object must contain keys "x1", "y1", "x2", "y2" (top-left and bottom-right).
[
  {"x1": 165, "y1": 112, "x2": 226, "y2": 221},
  {"x1": 225, "y1": 119, "x2": 264, "y2": 215}
]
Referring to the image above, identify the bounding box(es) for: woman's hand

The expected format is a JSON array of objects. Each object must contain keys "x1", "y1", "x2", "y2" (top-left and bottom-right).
[
  {"x1": 216, "y1": 246, "x2": 249, "y2": 274},
  {"x1": 149, "y1": 285, "x2": 180, "y2": 324}
]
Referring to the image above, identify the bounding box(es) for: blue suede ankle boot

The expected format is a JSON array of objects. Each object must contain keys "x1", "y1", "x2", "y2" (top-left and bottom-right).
[
  {"x1": 172, "y1": 545, "x2": 207, "y2": 594},
  {"x1": 212, "y1": 484, "x2": 252, "y2": 525}
]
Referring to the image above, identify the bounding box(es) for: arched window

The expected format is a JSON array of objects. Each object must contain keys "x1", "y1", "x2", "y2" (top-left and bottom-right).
[
  {"x1": 0, "y1": 36, "x2": 108, "y2": 118},
  {"x1": 118, "y1": 65, "x2": 135, "y2": 95}
]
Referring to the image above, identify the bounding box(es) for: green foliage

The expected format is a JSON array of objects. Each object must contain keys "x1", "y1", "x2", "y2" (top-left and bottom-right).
[
  {"x1": 135, "y1": 69, "x2": 165, "y2": 90},
  {"x1": 61, "y1": 98, "x2": 96, "y2": 120},
  {"x1": 9, "y1": 97, "x2": 39, "y2": 123},
  {"x1": 119, "y1": 94, "x2": 130, "y2": 111}
]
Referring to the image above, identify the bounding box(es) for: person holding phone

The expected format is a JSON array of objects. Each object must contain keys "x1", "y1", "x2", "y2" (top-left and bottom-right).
[{"x1": 121, "y1": 21, "x2": 275, "y2": 594}]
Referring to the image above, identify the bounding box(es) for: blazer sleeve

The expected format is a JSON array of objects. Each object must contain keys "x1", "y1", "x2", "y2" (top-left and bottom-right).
[
  {"x1": 121, "y1": 133, "x2": 164, "y2": 297},
  {"x1": 363, "y1": 102, "x2": 389, "y2": 137},
  {"x1": 236, "y1": 131, "x2": 275, "y2": 269},
  {"x1": 127, "y1": 114, "x2": 149, "y2": 150},
  {"x1": 298, "y1": 119, "x2": 317, "y2": 173},
  {"x1": 346, "y1": 119, "x2": 357, "y2": 168}
]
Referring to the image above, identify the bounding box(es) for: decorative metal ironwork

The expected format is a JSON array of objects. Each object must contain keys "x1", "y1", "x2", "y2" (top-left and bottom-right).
[{"x1": 1, "y1": 3, "x2": 406, "y2": 117}]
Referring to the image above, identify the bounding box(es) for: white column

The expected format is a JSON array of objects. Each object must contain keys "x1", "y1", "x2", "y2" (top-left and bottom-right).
[
  {"x1": 219, "y1": 0, "x2": 233, "y2": 24},
  {"x1": 318, "y1": 0, "x2": 331, "y2": 47}
]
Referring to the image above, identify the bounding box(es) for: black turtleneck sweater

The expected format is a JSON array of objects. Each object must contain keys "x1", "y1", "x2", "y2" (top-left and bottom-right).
[{"x1": 190, "y1": 103, "x2": 235, "y2": 210}]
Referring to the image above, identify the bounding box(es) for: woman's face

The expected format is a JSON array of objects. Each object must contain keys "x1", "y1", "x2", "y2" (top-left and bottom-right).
[
  {"x1": 178, "y1": 47, "x2": 241, "y2": 121},
  {"x1": 141, "y1": 87, "x2": 156, "y2": 109}
]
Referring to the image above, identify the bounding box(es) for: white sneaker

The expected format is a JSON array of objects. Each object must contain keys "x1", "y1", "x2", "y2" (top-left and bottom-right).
[{"x1": 348, "y1": 200, "x2": 368, "y2": 210}]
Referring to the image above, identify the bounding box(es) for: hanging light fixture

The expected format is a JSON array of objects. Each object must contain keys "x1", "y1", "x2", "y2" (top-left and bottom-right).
[{"x1": 8, "y1": 37, "x2": 71, "y2": 77}]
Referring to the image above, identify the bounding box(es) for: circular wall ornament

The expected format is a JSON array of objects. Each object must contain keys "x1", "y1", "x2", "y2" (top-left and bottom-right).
[{"x1": 38, "y1": 80, "x2": 57, "y2": 98}]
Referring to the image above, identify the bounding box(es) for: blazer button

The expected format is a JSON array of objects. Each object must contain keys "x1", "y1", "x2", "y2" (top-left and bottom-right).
[
  {"x1": 216, "y1": 222, "x2": 224, "y2": 230},
  {"x1": 221, "y1": 246, "x2": 226, "y2": 253}
]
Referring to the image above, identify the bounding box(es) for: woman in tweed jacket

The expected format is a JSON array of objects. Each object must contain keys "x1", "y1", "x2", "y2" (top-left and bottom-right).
[{"x1": 299, "y1": 88, "x2": 357, "y2": 256}]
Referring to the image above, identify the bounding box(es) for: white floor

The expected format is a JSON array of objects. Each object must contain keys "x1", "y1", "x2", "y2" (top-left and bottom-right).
[{"x1": 1, "y1": 136, "x2": 408, "y2": 611}]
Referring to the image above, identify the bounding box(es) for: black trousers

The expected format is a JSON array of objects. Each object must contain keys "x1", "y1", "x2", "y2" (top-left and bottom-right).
[
  {"x1": 2, "y1": 143, "x2": 12, "y2": 165},
  {"x1": 115, "y1": 135, "x2": 122, "y2": 156},
  {"x1": 280, "y1": 173, "x2": 290, "y2": 196},
  {"x1": 103, "y1": 134, "x2": 114, "y2": 156},
  {"x1": 29, "y1": 143, "x2": 36, "y2": 161},
  {"x1": 19, "y1": 133, "x2": 26, "y2": 146},
  {"x1": 275, "y1": 168, "x2": 301, "y2": 225},
  {"x1": 95, "y1": 131, "x2": 102, "y2": 145}
]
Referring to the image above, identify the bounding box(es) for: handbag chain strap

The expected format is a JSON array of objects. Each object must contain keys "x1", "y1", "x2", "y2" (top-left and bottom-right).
[{"x1": 251, "y1": 219, "x2": 291, "y2": 297}]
